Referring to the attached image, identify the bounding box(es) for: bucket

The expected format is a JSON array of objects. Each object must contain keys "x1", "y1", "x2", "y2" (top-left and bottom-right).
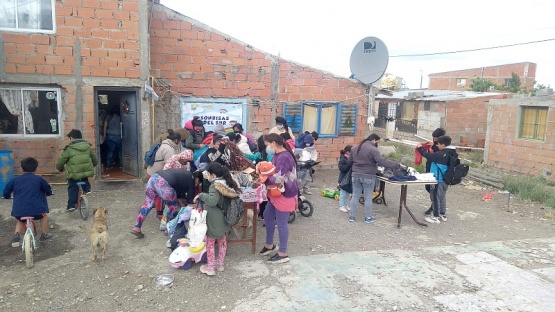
[{"x1": 0, "y1": 150, "x2": 15, "y2": 194}]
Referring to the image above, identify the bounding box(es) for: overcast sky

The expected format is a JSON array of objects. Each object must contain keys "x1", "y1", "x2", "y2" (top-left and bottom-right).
[{"x1": 160, "y1": 0, "x2": 555, "y2": 89}]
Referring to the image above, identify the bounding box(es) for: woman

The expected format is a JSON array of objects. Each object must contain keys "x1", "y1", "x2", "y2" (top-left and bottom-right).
[
  {"x1": 348, "y1": 134, "x2": 400, "y2": 223},
  {"x1": 232, "y1": 123, "x2": 256, "y2": 144},
  {"x1": 258, "y1": 133, "x2": 298, "y2": 264},
  {"x1": 131, "y1": 168, "x2": 196, "y2": 238},
  {"x1": 185, "y1": 117, "x2": 209, "y2": 158},
  {"x1": 269, "y1": 116, "x2": 295, "y2": 141},
  {"x1": 194, "y1": 162, "x2": 240, "y2": 275}
]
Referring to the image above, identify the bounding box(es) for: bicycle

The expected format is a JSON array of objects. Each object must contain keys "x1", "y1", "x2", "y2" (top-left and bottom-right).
[
  {"x1": 20, "y1": 217, "x2": 37, "y2": 269},
  {"x1": 76, "y1": 182, "x2": 89, "y2": 220}
]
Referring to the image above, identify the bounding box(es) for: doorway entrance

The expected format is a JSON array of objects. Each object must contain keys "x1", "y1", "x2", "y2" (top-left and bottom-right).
[{"x1": 95, "y1": 88, "x2": 141, "y2": 180}]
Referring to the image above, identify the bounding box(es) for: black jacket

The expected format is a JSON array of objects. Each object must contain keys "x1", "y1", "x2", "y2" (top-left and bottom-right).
[{"x1": 337, "y1": 155, "x2": 351, "y2": 184}]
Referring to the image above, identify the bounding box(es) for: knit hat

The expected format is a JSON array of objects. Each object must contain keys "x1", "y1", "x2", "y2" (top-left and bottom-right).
[
  {"x1": 213, "y1": 124, "x2": 226, "y2": 136},
  {"x1": 192, "y1": 117, "x2": 204, "y2": 127},
  {"x1": 257, "y1": 161, "x2": 275, "y2": 183}
]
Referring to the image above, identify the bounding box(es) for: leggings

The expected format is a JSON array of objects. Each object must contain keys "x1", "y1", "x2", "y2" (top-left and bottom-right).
[
  {"x1": 263, "y1": 200, "x2": 289, "y2": 253},
  {"x1": 206, "y1": 236, "x2": 228, "y2": 267},
  {"x1": 135, "y1": 174, "x2": 179, "y2": 229}
]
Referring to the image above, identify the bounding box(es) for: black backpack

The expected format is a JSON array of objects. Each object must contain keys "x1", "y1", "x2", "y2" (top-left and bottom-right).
[{"x1": 441, "y1": 154, "x2": 469, "y2": 185}]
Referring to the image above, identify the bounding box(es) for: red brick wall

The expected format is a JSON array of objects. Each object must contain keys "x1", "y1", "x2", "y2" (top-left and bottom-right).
[
  {"x1": 486, "y1": 99, "x2": 555, "y2": 180},
  {"x1": 150, "y1": 5, "x2": 368, "y2": 167},
  {"x1": 0, "y1": 0, "x2": 143, "y2": 174},
  {"x1": 429, "y1": 63, "x2": 536, "y2": 91}
]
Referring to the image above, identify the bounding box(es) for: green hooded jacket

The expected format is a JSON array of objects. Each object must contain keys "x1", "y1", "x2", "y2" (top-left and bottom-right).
[{"x1": 56, "y1": 139, "x2": 98, "y2": 180}]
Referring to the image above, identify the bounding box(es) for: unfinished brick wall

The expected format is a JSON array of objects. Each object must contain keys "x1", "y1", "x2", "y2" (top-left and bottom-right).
[
  {"x1": 150, "y1": 5, "x2": 368, "y2": 167},
  {"x1": 486, "y1": 98, "x2": 555, "y2": 180},
  {"x1": 429, "y1": 62, "x2": 536, "y2": 91},
  {"x1": 0, "y1": 0, "x2": 143, "y2": 174}
]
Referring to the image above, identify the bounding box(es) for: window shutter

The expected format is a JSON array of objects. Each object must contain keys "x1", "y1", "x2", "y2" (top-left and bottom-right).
[
  {"x1": 283, "y1": 103, "x2": 302, "y2": 134},
  {"x1": 339, "y1": 104, "x2": 358, "y2": 136}
]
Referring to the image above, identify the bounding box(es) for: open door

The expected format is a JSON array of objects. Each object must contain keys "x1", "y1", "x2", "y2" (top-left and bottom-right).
[{"x1": 95, "y1": 88, "x2": 141, "y2": 180}]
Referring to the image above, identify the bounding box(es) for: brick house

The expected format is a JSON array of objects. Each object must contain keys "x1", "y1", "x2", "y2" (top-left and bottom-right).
[
  {"x1": 0, "y1": 0, "x2": 369, "y2": 179},
  {"x1": 428, "y1": 62, "x2": 536, "y2": 92},
  {"x1": 373, "y1": 90, "x2": 508, "y2": 146},
  {"x1": 484, "y1": 90, "x2": 555, "y2": 181}
]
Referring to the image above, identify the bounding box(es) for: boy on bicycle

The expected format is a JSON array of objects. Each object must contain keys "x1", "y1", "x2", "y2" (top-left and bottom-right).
[
  {"x1": 3, "y1": 157, "x2": 53, "y2": 247},
  {"x1": 56, "y1": 129, "x2": 98, "y2": 212}
]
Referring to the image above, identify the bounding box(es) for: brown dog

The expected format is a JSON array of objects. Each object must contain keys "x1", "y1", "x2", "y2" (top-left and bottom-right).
[{"x1": 82, "y1": 207, "x2": 109, "y2": 261}]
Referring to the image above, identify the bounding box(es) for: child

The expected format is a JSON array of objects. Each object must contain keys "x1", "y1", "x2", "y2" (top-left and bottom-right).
[
  {"x1": 55, "y1": 129, "x2": 97, "y2": 212},
  {"x1": 194, "y1": 162, "x2": 240, "y2": 275},
  {"x1": 417, "y1": 135, "x2": 456, "y2": 224},
  {"x1": 338, "y1": 145, "x2": 352, "y2": 213},
  {"x1": 4, "y1": 157, "x2": 53, "y2": 246}
]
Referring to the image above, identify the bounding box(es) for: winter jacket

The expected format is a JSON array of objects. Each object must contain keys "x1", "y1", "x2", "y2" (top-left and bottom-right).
[
  {"x1": 425, "y1": 142, "x2": 440, "y2": 173},
  {"x1": 268, "y1": 126, "x2": 295, "y2": 141},
  {"x1": 417, "y1": 146, "x2": 458, "y2": 183},
  {"x1": 295, "y1": 131, "x2": 315, "y2": 148},
  {"x1": 236, "y1": 134, "x2": 253, "y2": 155},
  {"x1": 266, "y1": 150, "x2": 298, "y2": 198},
  {"x1": 198, "y1": 179, "x2": 239, "y2": 239},
  {"x1": 349, "y1": 141, "x2": 399, "y2": 179},
  {"x1": 56, "y1": 139, "x2": 98, "y2": 180},
  {"x1": 185, "y1": 129, "x2": 206, "y2": 150},
  {"x1": 3, "y1": 173, "x2": 52, "y2": 217},
  {"x1": 337, "y1": 154, "x2": 352, "y2": 184},
  {"x1": 146, "y1": 139, "x2": 179, "y2": 176}
]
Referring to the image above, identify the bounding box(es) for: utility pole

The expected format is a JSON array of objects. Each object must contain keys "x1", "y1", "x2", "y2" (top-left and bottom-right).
[{"x1": 419, "y1": 70, "x2": 423, "y2": 89}]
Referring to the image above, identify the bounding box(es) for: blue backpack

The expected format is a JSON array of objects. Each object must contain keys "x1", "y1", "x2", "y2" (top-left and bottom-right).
[{"x1": 144, "y1": 142, "x2": 165, "y2": 166}]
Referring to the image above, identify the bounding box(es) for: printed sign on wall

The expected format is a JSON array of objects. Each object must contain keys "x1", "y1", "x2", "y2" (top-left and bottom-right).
[{"x1": 180, "y1": 99, "x2": 245, "y2": 133}]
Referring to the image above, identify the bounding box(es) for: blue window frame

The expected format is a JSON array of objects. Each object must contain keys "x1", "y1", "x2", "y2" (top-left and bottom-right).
[{"x1": 284, "y1": 102, "x2": 358, "y2": 138}]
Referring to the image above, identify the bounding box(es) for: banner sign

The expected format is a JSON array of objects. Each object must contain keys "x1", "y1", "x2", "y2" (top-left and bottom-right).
[{"x1": 180, "y1": 98, "x2": 245, "y2": 133}]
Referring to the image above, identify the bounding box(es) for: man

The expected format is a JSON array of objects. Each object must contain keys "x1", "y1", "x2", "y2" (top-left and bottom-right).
[{"x1": 424, "y1": 128, "x2": 446, "y2": 215}]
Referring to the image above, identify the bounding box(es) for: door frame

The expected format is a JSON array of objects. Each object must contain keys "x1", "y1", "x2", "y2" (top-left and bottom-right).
[{"x1": 93, "y1": 87, "x2": 142, "y2": 180}]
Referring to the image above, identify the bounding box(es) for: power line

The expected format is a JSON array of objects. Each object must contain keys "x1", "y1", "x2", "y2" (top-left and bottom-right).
[{"x1": 390, "y1": 38, "x2": 555, "y2": 58}]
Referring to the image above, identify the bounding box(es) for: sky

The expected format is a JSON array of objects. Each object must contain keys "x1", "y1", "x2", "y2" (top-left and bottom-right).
[{"x1": 160, "y1": 0, "x2": 555, "y2": 89}]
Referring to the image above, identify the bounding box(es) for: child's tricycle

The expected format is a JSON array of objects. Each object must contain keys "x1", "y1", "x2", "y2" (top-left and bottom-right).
[{"x1": 321, "y1": 188, "x2": 340, "y2": 200}]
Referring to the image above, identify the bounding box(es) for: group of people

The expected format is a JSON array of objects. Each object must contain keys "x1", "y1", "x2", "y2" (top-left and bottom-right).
[{"x1": 336, "y1": 128, "x2": 454, "y2": 225}]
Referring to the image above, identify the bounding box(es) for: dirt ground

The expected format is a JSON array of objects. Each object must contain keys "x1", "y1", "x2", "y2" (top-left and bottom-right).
[{"x1": 1, "y1": 169, "x2": 555, "y2": 311}]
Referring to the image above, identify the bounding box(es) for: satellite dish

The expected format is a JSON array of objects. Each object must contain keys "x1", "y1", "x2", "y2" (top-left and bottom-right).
[{"x1": 349, "y1": 37, "x2": 389, "y2": 85}]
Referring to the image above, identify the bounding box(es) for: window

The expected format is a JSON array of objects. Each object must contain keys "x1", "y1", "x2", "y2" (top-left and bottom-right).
[
  {"x1": 0, "y1": 87, "x2": 61, "y2": 136},
  {"x1": 519, "y1": 106, "x2": 548, "y2": 140},
  {"x1": 456, "y1": 78, "x2": 466, "y2": 87},
  {"x1": 283, "y1": 102, "x2": 358, "y2": 138},
  {"x1": 0, "y1": 0, "x2": 55, "y2": 32}
]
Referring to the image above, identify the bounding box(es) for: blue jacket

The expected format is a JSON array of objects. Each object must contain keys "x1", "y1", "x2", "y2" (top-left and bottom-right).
[
  {"x1": 3, "y1": 173, "x2": 52, "y2": 217},
  {"x1": 417, "y1": 147, "x2": 458, "y2": 183}
]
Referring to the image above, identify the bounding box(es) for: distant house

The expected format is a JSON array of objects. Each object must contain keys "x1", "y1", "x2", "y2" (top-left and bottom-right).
[
  {"x1": 374, "y1": 90, "x2": 508, "y2": 146},
  {"x1": 484, "y1": 89, "x2": 554, "y2": 181},
  {"x1": 428, "y1": 62, "x2": 536, "y2": 92}
]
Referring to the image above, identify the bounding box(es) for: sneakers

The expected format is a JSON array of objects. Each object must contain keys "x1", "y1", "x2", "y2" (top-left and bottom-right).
[
  {"x1": 39, "y1": 233, "x2": 53, "y2": 241},
  {"x1": 66, "y1": 207, "x2": 76, "y2": 212},
  {"x1": 439, "y1": 215, "x2": 447, "y2": 222},
  {"x1": 425, "y1": 216, "x2": 440, "y2": 224},
  {"x1": 364, "y1": 216, "x2": 377, "y2": 224},
  {"x1": 259, "y1": 244, "x2": 278, "y2": 256},
  {"x1": 200, "y1": 264, "x2": 216, "y2": 276},
  {"x1": 85, "y1": 191, "x2": 92, "y2": 195},
  {"x1": 131, "y1": 227, "x2": 145, "y2": 239},
  {"x1": 215, "y1": 264, "x2": 225, "y2": 272},
  {"x1": 303, "y1": 189, "x2": 312, "y2": 195},
  {"x1": 339, "y1": 206, "x2": 349, "y2": 213},
  {"x1": 348, "y1": 216, "x2": 355, "y2": 222},
  {"x1": 9, "y1": 233, "x2": 20, "y2": 247},
  {"x1": 267, "y1": 253, "x2": 290, "y2": 264},
  {"x1": 424, "y1": 207, "x2": 433, "y2": 215}
]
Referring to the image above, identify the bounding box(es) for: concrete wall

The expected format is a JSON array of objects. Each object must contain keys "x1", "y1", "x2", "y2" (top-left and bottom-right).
[
  {"x1": 149, "y1": 5, "x2": 368, "y2": 167},
  {"x1": 485, "y1": 97, "x2": 555, "y2": 181},
  {"x1": 429, "y1": 62, "x2": 536, "y2": 91},
  {"x1": 0, "y1": 0, "x2": 150, "y2": 175}
]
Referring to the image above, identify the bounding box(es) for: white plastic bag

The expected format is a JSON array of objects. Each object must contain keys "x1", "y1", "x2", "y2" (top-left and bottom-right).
[{"x1": 187, "y1": 208, "x2": 207, "y2": 248}]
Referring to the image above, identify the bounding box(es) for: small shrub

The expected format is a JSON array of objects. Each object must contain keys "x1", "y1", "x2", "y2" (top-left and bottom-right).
[{"x1": 503, "y1": 175, "x2": 555, "y2": 209}]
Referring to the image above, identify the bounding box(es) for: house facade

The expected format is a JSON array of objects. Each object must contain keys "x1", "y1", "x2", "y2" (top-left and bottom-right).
[
  {"x1": 373, "y1": 90, "x2": 507, "y2": 146},
  {"x1": 428, "y1": 62, "x2": 536, "y2": 92},
  {"x1": 0, "y1": 0, "x2": 369, "y2": 178},
  {"x1": 484, "y1": 90, "x2": 555, "y2": 181}
]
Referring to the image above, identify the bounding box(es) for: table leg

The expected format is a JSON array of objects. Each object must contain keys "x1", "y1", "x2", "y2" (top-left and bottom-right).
[
  {"x1": 252, "y1": 203, "x2": 258, "y2": 253},
  {"x1": 379, "y1": 180, "x2": 387, "y2": 206},
  {"x1": 400, "y1": 185, "x2": 428, "y2": 227}
]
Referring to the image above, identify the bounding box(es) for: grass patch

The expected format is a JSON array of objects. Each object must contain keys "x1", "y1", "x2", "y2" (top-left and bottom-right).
[
  {"x1": 384, "y1": 142, "x2": 425, "y2": 173},
  {"x1": 503, "y1": 175, "x2": 555, "y2": 209}
]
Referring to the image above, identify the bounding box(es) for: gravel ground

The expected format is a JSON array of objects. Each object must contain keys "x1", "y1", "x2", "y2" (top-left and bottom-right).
[{"x1": 1, "y1": 169, "x2": 554, "y2": 311}]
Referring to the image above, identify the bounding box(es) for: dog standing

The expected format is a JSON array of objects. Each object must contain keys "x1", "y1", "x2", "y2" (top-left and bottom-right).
[{"x1": 82, "y1": 207, "x2": 109, "y2": 261}]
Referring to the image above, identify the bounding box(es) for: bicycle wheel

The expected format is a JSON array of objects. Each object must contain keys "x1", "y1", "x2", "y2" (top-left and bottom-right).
[
  {"x1": 79, "y1": 197, "x2": 89, "y2": 220},
  {"x1": 299, "y1": 199, "x2": 314, "y2": 217},
  {"x1": 24, "y1": 233, "x2": 34, "y2": 269},
  {"x1": 287, "y1": 211, "x2": 296, "y2": 223}
]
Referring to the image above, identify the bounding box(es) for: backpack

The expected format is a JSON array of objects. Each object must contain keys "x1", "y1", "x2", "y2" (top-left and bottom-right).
[
  {"x1": 441, "y1": 154, "x2": 469, "y2": 185},
  {"x1": 144, "y1": 142, "x2": 164, "y2": 166},
  {"x1": 219, "y1": 195, "x2": 244, "y2": 227}
]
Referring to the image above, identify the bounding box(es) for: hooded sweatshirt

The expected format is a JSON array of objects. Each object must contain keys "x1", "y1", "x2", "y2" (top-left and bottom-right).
[
  {"x1": 349, "y1": 141, "x2": 399, "y2": 178},
  {"x1": 56, "y1": 139, "x2": 98, "y2": 180},
  {"x1": 417, "y1": 146, "x2": 458, "y2": 183}
]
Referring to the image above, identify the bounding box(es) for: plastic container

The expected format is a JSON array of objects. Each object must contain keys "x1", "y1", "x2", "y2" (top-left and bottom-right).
[
  {"x1": 0, "y1": 150, "x2": 14, "y2": 194},
  {"x1": 152, "y1": 274, "x2": 174, "y2": 290}
]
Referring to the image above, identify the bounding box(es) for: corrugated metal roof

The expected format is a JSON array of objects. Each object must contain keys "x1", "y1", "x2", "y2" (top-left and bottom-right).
[{"x1": 375, "y1": 89, "x2": 505, "y2": 101}]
